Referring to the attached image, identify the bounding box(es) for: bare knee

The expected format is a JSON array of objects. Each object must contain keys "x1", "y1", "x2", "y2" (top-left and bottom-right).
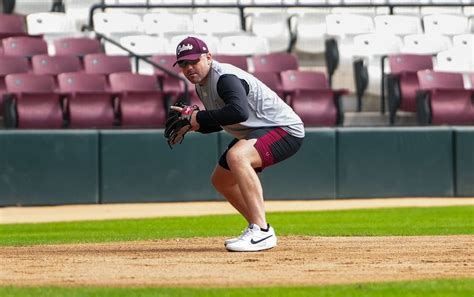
[{"x1": 226, "y1": 147, "x2": 248, "y2": 170}]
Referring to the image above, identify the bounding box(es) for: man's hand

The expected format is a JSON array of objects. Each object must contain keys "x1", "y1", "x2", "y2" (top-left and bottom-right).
[{"x1": 164, "y1": 102, "x2": 200, "y2": 148}]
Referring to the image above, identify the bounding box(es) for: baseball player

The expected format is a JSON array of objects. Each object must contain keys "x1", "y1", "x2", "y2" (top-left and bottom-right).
[{"x1": 169, "y1": 36, "x2": 304, "y2": 252}]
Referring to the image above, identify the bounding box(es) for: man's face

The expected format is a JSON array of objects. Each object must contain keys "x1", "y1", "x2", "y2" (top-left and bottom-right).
[{"x1": 178, "y1": 53, "x2": 212, "y2": 85}]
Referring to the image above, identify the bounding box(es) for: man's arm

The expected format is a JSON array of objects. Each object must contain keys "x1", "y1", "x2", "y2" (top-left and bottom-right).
[{"x1": 196, "y1": 74, "x2": 249, "y2": 133}]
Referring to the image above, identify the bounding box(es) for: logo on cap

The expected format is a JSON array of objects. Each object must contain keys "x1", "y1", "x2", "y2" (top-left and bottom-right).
[{"x1": 177, "y1": 43, "x2": 194, "y2": 55}]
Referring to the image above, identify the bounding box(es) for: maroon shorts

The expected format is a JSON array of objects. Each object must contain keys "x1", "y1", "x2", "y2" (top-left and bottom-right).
[{"x1": 219, "y1": 127, "x2": 303, "y2": 171}]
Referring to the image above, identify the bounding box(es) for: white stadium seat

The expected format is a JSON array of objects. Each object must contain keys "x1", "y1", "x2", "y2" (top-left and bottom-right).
[
  {"x1": 218, "y1": 35, "x2": 269, "y2": 55},
  {"x1": 93, "y1": 12, "x2": 143, "y2": 35},
  {"x1": 192, "y1": 11, "x2": 243, "y2": 35},
  {"x1": 293, "y1": 12, "x2": 327, "y2": 54},
  {"x1": 402, "y1": 34, "x2": 452, "y2": 54},
  {"x1": 248, "y1": 12, "x2": 292, "y2": 53},
  {"x1": 435, "y1": 47, "x2": 474, "y2": 72},
  {"x1": 27, "y1": 12, "x2": 77, "y2": 35},
  {"x1": 423, "y1": 14, "x2": 470, "y2": 36},
  {"x1": 374, "y1": 15, "x2": 423, "y2": 35},
  {"x1": 143, "y1": 12, "x2": 194, "y2": 36}
]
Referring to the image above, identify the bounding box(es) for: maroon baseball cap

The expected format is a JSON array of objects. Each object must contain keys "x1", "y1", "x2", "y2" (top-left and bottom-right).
[{"x1": 173, "y1": 36, "x2": 209, "y2": 66}]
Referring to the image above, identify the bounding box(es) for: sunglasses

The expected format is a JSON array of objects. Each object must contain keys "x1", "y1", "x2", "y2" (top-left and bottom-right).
[
  {"x1": 177, "y1": 58, "x2": 201, "y2": 68},
  {"x1": 177, "y1": 54, "x2": 207, "y2": 68}
]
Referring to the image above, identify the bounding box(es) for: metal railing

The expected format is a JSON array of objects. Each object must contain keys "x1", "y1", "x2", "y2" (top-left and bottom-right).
[{"x1": 82, "y1": 27, "x2": 189, "y2": 100}]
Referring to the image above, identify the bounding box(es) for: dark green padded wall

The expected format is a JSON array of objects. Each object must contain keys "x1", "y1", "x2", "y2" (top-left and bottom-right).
[
  {"x1": 454, "y1": 127, "x2": 474, "y2": 196},
  {"x1": 100, "y1": 130, "x2": 219, "y2": 202},
  {"x1": 218, "y1": 129, "x2": 336, "y2": 199},
  {"x1": 0, "y1": 131, "x2": 99, "y2": 206},
  {"x1": 337, "y1": 127, "x2": 454, "y2": 198}
]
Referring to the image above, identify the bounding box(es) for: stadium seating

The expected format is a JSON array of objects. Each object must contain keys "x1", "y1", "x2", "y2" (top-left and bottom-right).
[
  {"x1": 93, "y1": 12, "x2": 143, "y2": 36},
  {"x1": 118, "y1": 35, "x2": 169, "y2": 56},
  {"x1": 386, "y1": 53, "x2": 434, "y2": 124},
  {"x1": 5, "y1": 73, "x2": 56, "y2": 93},
  {"x1": 31, "y1": 54, "x2": 82, "y2": 77},
  {"x1": 109, "y1": 72, "x2": 166, "y2": 128},
  {"x1": 2, "y1": 36, "x2": 48, "y2": 57},
  {"x1": 3, "y1": 73, "x2": 63, "y2": 128},
  {"x1": 150, "y1": 54, "x2": 184, "y2": 96},
  {"x1": 217, "y1": 35, "x2": 269, "y2": 56},
  {"x1": 12, "y1": 0, "x2": 56, "y2": 15},
  {"x1": 213, "y1": 55, "x2": 249, "y2": 71},
  {"x1": 373, "y1": 14, "x2": 423, "y2": 35},
  {"x1": 401, "y1": 34, "x2": 452, "y2": 54},
  {"x1": 57, "y1": 72, "x2": 117, "y2": 128},
  {"x1": 0, "y1": 56, "x2": 29, "y2": 116},
  {"x1": 63, "y1": 0, "x2": 98, "y2": 31},
  {"x1": 416, "y1": 70, "x2": 474, "y2": 125},
  {"x1": 192, "y1": 11, "x2": 243, "y2": 35},
  {"x1": 0, "y1": 14, "x2": 27, "y2": 35},
  {"x1": 142, "y1": 12, "x2": 194, "y2": 36},
  {"x1": 83, "y1": 53, "x2": 132, "y2": 76},
  {"x1": 291, "y1": 12, "x2": 327, "y2": 54},
  {"x1": 351, "y1": 33, "x2": 403, "y2": 111},
  {"x1": 247, "y1": 11, "x2": 292, "y2": 53},
  {"x1": 26, "y1": 12, "x2": 76, "y2": 35},
  {"x1": 251, "y1": 52, "x2": 299, "y2": 73},
  {"x1": 435, "y1": 47, "x2": 474, "y2": 72},
  {"x1": 422, "y1": 13, "x2": 470, "y2": 36},
  {"x1": 53, "y1": 37, "x2": 104, "y2": 57},
  {"x1": 280, "y1": 70, "x2": 347, "y2": 126},
  {"x1": 252, "y1": 71, "x2": 284, "y2": 99}
]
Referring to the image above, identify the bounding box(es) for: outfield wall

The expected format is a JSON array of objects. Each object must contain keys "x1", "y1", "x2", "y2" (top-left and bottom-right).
[{"x1": 0, "y1": 127, "x2": 472, "y2": 206}]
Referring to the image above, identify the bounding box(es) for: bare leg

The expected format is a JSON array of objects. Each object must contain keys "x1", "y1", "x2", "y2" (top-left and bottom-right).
[
  {"x1": 211, "y1": 165, "x2": 251, "y2": 223},
  {"x1": 224, "y1": 139, "x2": 267, "y2": 229}
]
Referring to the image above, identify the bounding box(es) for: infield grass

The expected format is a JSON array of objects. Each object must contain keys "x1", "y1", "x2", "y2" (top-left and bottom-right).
[
  {"x1": 0, "y1": 205, "x2": 472, "y2": 246},
  {"x1": 0, "y1": 279, "x2": 473, "y2": 297}
]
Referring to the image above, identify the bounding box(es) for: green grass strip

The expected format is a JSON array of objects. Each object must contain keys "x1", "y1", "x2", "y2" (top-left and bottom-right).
[
  {"x1": 0, "y1": 206, "x2": 472, "y2": 246},
  {"x1": 0, "y1": 279, "x2": 473, "y2": 297}
]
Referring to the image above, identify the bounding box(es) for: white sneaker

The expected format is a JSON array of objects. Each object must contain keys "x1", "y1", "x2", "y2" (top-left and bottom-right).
[
  {"x1": 224, "y1": 225, "x2": 251, "y2": 246},
  {"x1": 225, "y1": 224, "x2": 277, "y2": 252}
]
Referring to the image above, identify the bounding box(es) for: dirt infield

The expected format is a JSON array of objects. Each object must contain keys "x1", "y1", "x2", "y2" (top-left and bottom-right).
[
  {"x1": 1, "y1": 198, "x2": 473, "y2": 287},
  {"x1": 1, "y1": 235, "x2": 472, "y2": 287}
]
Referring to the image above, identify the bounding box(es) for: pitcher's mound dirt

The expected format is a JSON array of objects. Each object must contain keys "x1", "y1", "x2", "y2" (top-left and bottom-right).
[{"x1": 1, "y1": 235, "x2": 472, "y2": 287}]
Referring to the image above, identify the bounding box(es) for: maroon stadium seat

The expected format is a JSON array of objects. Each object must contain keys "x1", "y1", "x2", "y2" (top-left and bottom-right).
[
  {"x1": 280, "y1": 70, "x2": 346, "y2": 126},
  {"x1": 417, "y1": 70, "x2": 464, "y2": 90},
  {"x1": 83, "y1": 53, "x2": 131, "y2": 75},
  {"x1": 5, "y1": 73, "x2": 55, "y2": 93},
  {"x1": 109, "y1": 72, "x2": 166, "y2": 128},
  {"x1": 213, "y1": 54, "x2": 248, "y2": 71},
  {"x1": 251, "y1": 53, "x2": 298, "y2": 73},
  {"x1": 290, "y1": 89, "x2": 340, "y2": 126},
  {"x1": 31, "y1": 55, "x2": 82, "y2": 78},
  {"x1": 57, "y1": 72, "x2": 107, "y2": 92},
  {"x1": 53, "y1": 37, "x2": 103, "y2": 57},
  {"x1": 252, "y1": 71, "x2": 284, "y2": 99},
  {"x1": 280, "y1": 70, "x2": 328, "y2": 92},
  {"x1": 4, "y1": 73, "x2": 63, "y2": 128},
  {"x1": 2, "y1": 36, "x2": 48, "y2": 57},
  {"x1": 0, "y1": 14, "x2": 27, "y2": 34},
  {"x1": 386, "y1": 54, "x2": 434, "y2": 124},
  {"x1": 150, "y1": 54, "x2": 187, "y2": 102},
  {"x1": 58, "y1": 72, "x2": 116, "y2": 128},
  {"x1": 0, "y1": 56, "x2": 29, "y2": 115},
  {"x1": 416, "y1": 70, "x2": 474, "y2": 125}
]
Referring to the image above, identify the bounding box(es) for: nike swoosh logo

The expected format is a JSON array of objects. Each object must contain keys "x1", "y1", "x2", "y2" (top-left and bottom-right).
[{"x1": 250, "y1": 235, "x2": 273, "y2": 244}]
